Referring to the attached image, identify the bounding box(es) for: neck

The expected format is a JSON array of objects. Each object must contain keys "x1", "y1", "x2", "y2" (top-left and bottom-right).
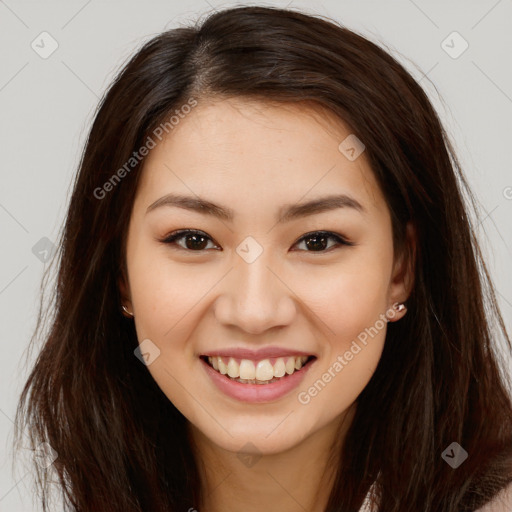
[{"x1": 189, "y1": 403, "x2": 357, "y2": 512}]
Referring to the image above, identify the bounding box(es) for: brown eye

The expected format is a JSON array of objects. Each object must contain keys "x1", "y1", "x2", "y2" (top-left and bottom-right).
[
  {"x1": 162, "y1": 230, "x2": 218, "y2": 251},
  {"x1": 292, "y1": 231, "x2": 354, "y2": 252}
]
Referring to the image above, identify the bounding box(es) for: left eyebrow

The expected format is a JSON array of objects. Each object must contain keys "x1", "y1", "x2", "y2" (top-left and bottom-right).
[{"x1": 145, "y1": 192, "x2": 367, "y2": 223}]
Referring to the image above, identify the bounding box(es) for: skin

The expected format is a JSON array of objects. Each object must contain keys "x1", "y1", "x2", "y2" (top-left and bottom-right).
[{"x1": 119, "y1": 97, "x2": 414, "y2": 512}]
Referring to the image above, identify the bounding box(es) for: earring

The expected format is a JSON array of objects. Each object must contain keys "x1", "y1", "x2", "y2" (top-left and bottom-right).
[
  {"x1": 386, "y1": 302, "x2": 407, "y2": 320},
  {"x1": 393, "y1": 303, "x2": 406, "y2": 313},
  {"x1": 121, "y1": 305, "x2": 134, "y2": 317}
]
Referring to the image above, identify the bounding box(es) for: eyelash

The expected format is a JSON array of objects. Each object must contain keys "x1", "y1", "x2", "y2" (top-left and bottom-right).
[{"x1": 160, "y1": 229, "x2": 354, "y2": 253}]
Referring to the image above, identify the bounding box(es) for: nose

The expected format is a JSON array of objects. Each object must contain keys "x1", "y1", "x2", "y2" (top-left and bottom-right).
[{"x1": 213, "y1": 250, "x2": 297, "y2": 335}]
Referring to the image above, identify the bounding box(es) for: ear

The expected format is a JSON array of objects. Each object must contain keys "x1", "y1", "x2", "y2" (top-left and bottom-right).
[
  {"x1": 387, "y1": 221, "x2": 416, "y2": 320},
  {"x1": 118, "y1": 265, "x2": 132, "y2": 311}
]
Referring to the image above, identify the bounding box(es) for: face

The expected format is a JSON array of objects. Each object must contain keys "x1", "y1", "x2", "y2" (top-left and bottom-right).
[{"x1": 119, "y1": 97, "x2": 412, "y2": 456}]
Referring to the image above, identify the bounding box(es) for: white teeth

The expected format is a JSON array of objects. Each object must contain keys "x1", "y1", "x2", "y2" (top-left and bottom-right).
[
  {"x1": 227, "y1": 357, "x2": 239, "y2": 378},
  {"x1": 273, "y1": 357, "x2": 286, "y2": 377},
  {"x1": 206, "y1": 355, "x2": 311, "y2": 381},
  {"x1": 255, "y1": 360, "x2": 274, "y2": 381},
  {"x1": 239, "y1": 359, "x2": 256, "y2": 379},
  {"x1": 218, "y1": 357, "x2": 228, "y2": 375}
]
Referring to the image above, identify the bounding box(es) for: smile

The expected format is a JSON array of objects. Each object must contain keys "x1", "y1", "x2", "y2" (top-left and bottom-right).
[{"x1": 201, "y1": 355, "x2": 315, "y2": 384}]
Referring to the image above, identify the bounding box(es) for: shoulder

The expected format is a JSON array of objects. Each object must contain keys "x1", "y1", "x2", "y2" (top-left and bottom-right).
[
  {"x1": 359, "y1": 481, "x2": 512, "y2": 511},
  {"x1": 476, "y1": 481, "x2": 512, "y2": 512}
]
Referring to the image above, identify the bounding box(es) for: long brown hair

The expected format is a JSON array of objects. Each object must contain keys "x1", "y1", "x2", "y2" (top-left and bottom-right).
[{"x1": 13, "y1": 6, "x2": 512, "y2": 511}]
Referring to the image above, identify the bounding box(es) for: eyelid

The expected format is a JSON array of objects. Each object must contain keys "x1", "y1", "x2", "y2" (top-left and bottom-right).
[
  {"x1": 160, "y1": 229, "x2": 220, "y2": 250},
  {"x1": 292, "y1": 230, "x2": 354, "y2": 248}
]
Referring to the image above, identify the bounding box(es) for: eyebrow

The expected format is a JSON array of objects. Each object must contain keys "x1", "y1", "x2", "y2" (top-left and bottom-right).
[{"x1": 145, "y1": 192, "x2": 366, "y2": 223}]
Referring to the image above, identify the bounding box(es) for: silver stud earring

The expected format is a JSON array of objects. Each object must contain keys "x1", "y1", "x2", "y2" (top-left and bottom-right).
[{"x1": 394, "y1": 303, "x2": 406, "y2": 312}]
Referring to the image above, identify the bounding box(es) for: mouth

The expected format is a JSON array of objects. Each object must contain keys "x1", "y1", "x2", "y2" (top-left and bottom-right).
[{"x1": 200, "y1": 354, "x2": 317, "y2": 385}]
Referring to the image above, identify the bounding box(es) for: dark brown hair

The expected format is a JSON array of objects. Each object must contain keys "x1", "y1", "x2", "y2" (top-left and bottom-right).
[{"x1": 13, "y1": 5, "x2": 512, "y2": 511}]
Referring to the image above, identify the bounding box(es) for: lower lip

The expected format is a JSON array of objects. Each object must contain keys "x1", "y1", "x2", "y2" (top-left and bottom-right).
[{"x1": 200, "y1": 357, "x2": 315, "y2": 403}]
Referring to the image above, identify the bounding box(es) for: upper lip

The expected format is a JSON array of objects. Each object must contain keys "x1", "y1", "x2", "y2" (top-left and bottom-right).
[{"x1": 200, "y1": 346, "x2": 316, "y2": 360}]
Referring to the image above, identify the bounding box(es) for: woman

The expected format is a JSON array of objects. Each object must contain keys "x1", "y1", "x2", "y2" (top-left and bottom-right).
[{"x1": 13, "y1": 5, "x2": 512, "y2": 511}]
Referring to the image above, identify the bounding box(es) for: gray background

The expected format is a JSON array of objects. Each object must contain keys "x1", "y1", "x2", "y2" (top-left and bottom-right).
[{"x1": 1, "y1": 0, "x2": 511, "y2": 510}]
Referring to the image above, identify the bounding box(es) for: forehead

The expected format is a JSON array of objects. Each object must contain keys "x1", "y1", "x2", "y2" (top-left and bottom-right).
[{"x1": 133, "y1": 97, "x2": 386, "y2": 220}]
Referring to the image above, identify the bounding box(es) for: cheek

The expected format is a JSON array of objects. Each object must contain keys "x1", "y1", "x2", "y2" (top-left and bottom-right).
[
  {"x1": 299, "y1": 252, "x2": 391, "y2": 400},
  {"x1": 319, "y1": 284, "x2": 388, "y2": 376},
  {"x1": 127, "y1": 252, "x2": 203, "y2": 414},
  {"x1": 296, "y1": 293, "x2": 388, "y2": 419},
  {"x1": 128, "y1": 246, "x2": 209, "y2": 342},
  {"x1": 308, "y1": 251, "x2": 391, "y2": 340}
]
